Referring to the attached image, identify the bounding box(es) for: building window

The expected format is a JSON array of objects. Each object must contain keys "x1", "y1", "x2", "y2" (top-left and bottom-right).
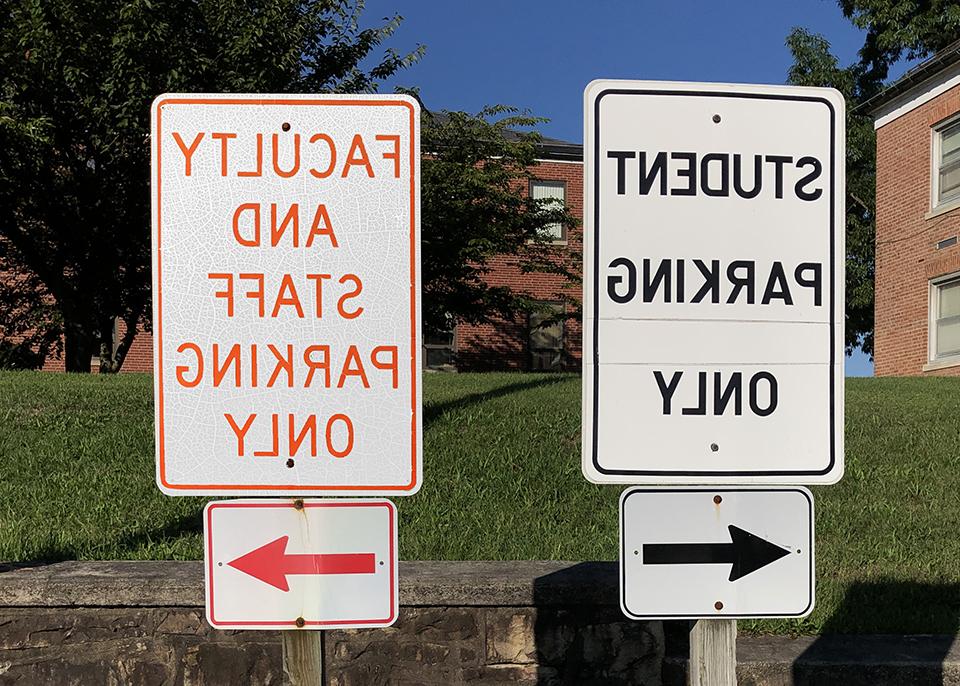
[
  {"x1": 934, "y1": 119, "x2": 960, "y2": 207},
  {"x1": 423, "y1": 318, "x2": 455, "y2": 369},
  {"x1": 930, "y1": 276, "x2": 960, "y2": 361},
  {"x1": 530, "y1": 180, "x2": 566, "y2": 242},
  {"x1": 529, "y1": 303, "x2": 564, "y2": 371}
]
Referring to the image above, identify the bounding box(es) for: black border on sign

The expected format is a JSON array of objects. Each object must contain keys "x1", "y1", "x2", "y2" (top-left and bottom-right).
[
  {"x1": 619, "y1": 487, "x2": 815, "y2": 619},
  {"x1": 591, "y1": 88, "x2": 838, "y2": 478}
]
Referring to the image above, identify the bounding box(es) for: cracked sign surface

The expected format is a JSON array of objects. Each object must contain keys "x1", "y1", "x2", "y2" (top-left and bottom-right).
[
  {"x1": 204, "y1": 499, "x2": 398, "y2": 630},
  {"x1": 151, "y1": 94, "x2": 421, "y2": 495}
]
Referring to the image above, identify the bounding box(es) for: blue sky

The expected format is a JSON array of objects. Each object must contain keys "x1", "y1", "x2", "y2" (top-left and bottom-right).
[{"x1": 364, "y1": 1, "x2": 906, "y2": 377}]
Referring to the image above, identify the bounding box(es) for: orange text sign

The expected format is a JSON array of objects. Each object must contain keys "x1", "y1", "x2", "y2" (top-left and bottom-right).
[{"x1": 151, "y1": 94, "x2": 421, "y2": 496}]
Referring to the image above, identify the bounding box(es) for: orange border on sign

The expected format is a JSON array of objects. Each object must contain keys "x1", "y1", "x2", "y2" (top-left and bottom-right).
[{"x1": 154, "y1": 97, "x2": 418, "y2": 493}]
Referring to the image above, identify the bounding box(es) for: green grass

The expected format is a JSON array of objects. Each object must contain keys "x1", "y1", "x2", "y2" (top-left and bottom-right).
[{"x1": 1, "y1": 370, "x2": 959, "y2": 635}]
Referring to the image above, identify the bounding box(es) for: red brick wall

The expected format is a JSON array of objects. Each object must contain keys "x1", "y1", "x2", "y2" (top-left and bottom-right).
[
  {"x1": 5, "y1": 159, "x2": 583, "y2": 375},
  {"x1": 875, "y1": 84, "x2": 960, "y2": 376},
  {"x1": 454, "y1": 159, "x2": 583, "y2": 371}
]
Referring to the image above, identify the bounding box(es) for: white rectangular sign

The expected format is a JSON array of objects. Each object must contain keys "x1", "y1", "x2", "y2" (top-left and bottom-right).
[
  {"x1": 151, "y1": 94, "x2": 421, "y2": 495},
  {"x1": 582, "y1": 81, "x2": 845, "y2": 484},
  {"x1": 620, "y1": 487, "x2": 814, "y2": 619},
  {"x1": 204, "y1": 498, "x2": 398, "y2": 630}
]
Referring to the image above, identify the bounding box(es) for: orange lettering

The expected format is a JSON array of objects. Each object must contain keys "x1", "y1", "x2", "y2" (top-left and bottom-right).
[
  {"x1": 341, "y1": 134, "x2": 374, "y2": 178},
  {"x1": 225, "y1": 413, "x2": 256, "y2": 457},
  {"x1": 267, "y1": 344, "x2": 294, "y2": 387},
  {"x1": 371, "y1": 345, "x2": 399, "y2": 388},
  {"x1": 172, "y1": 132, "x2": 204, "y2": 176},
  {"x1": 212, "y1": 343, "x2": 241, "y2": 387},
  {"x1": 303, "y1": 345, "x2": 331, "y2": 387},
  {"x1": 309, "y1": 133, "x2": 337, "y2": 178},
  {"x1": 337, "y1": 274, "x2": 363, "y2": 319},
  {"x1": 306, "y1": 204, "x2": 338, "y2": 247},
  {"x1": 306, "y1": 274, "x2": 331, "y2": 317},
  {"x1": 208, "y1": 273, "x2": 235, "y2": 316},
  {"x1": 232, "y1": 203, "x2": 261, "y2": 246},
  {"x1": 175, "y1": 342, "x2": 203, "y2": 387},
  {"x1": 272, "y1": 133, "x2": 300, "y2": 178},
  {"x1": 337, "y1": 345, "x2": 369, "y2": 388},
  {"x1": 211, "y1": 132, "x2": 236, "y2": 176},
  {"x1": 376, "y1": 134, "x2": 401, "y2": 178},
  {"x1": 326, "y1": 414, "x2": 354, "y2": 458},
  {"x1": 272, "y1": 274, "x2": 305, "y2": 318},
  {"x1": 254, "y1": 414, "x2": 280, "y2": 457},
  {"x1": 289, "y1": 414, "x2": 318, "y2": 457},
  {"x1": 238, "y1": 133, "x2": 263, "y2": 177},
  {"x1": 239, "y1": 273, "x2": 265, "y2": 317}
]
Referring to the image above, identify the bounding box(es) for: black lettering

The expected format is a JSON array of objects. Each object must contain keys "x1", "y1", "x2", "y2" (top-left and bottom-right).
[
  {"x1": 691, "y1": 259, "x2": 720, "y2": 304},
  {"x1": 607, "y1": 151, "x2": 636, "y2": 195},
  {"x1": 714, "y1": 372, "x2": 742, "y2": 416},
  {"x1": 607, "y1": 257, "x2": 636, "y2": 303},
  {"x1": 794, "y1": 262, "x2": 822, "y2": 306},
  {"x1": 676, "y1": 259, "x2": 685, "y2": 303},
  {"x1": 764, "y1": 155, "x2": 792, "y2": 199},
  {"x1": 700, "y1": 153, "x2": 729, "y2": 197},
  {"x1": 761, "y1": 262, "x2": 793, "y2": 305},
  {"x1": 639, "y1": 152, "x2": 668, "y2": 195},
  {"x1": 682, "y1": 372, "x2": 708, "y2": 415},
  {"x1": 749, "y1": 372, "x2": 778, "y2": 416},
  {"x1": 733, "y1": 154, "x2": 762, "y2": 198},
  {"x1": 671, "y1": 152, "x2": 697, "y2": 196},
  {"x1": 726, "y1": 260, "x2": 756, "y2": 304},
  {"x1": 643, "y1": 259, "x2": 671, "y2": 303},
  {"x1": 795, "y1": 156, "x2": 823, "y2": 201},
  {"x1": 654, "y1": 371, "x2": 683, "y2": 415}
]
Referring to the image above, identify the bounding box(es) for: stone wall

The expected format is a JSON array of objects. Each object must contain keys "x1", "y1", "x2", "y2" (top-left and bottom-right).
[{"x1": 0, "y1": 560, "x2": 664, "y2": 685}]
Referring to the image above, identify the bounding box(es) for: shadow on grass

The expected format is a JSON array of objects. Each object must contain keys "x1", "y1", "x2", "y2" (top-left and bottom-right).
[
  {"x1": 530, "y1": 562, "x2": 662, "y2": 685},
  {"x1": 12, "y1": 510, "x2": 204, "y2": 563},
  {"x1": 792, "y1": 580, "x2": 960, "y2": 685},
  {"x1": 424, "y1": 374, "x2": 572, "y2": 429}
]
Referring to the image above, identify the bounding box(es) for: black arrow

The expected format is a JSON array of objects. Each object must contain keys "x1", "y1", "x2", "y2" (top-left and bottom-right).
[{"x1": 642, "y1": 525, "x2": 791, "y2": 581}]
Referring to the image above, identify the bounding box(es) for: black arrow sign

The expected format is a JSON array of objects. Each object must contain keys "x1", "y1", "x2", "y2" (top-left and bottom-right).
[{"x1": 642, "y1": 525, "x2": 791, "y2": 581}]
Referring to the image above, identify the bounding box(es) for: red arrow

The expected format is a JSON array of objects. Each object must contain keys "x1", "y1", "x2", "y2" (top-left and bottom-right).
[{"x1": 227, "y1": 536, "x2": 376, "y2": 591}]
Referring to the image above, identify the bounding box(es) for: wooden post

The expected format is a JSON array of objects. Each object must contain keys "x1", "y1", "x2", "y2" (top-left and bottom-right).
[
  {"x1": 282, "y1": 630, "x2": 325, "y2": 686},
  {"x1": 689, "y1": 619, "x2": 736, "y2": 686}
]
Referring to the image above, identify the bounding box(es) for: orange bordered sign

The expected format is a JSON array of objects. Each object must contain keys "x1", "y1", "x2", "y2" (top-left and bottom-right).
[{"x1": 151, "y1": 94, "x2": 421, "y2": 496}]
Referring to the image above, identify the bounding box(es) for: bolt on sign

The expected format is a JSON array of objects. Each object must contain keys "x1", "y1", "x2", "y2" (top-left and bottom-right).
[
  {"x1": 620, "y1": 487, "x2": 814, "y2": 619},
  {"x1": 582, "y1": 81, "x2": 845, "y2": 484},
  {"x1": 205, "y1": 499, "x2": 398, "y2": 630},
  {"x1": 151, "y1": 94, "x2": 421, "y2": 496}
]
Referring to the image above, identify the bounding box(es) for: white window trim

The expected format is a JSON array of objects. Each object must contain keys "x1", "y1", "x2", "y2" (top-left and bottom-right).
[
  {"x1": 927, "y1": 272, "x2": 960, "y2": 369},
  {"x1": 932, "y1": 115, "x2": 960, "y2": 211},
  {"x1": 529, "y1": 179, "x2": 568, "y2": 245}
]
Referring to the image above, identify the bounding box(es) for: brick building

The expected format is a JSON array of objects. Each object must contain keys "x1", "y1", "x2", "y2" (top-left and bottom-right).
[
  {"x1": 869, "y1": 40, "x2": 960, "y2": 376},
  {"x1": 6, "y1": 136, "x2": 584, "y2": 374}
]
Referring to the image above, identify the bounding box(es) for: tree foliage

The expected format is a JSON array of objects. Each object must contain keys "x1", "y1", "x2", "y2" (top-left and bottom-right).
[
  {"x1": 788, "y1": 1, "x2": 960, "y2": 357},
  {"x1": 419, "y1": 105, "x2": 579, "y2": 337},
  {"x1": 0, "y1": 0, "x2": 421, "y2": 371}
]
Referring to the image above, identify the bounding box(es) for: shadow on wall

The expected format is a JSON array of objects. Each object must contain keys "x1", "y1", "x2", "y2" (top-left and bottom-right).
[
  {"x1": 790, "y1": 580, "x2": 960, "y2": 686},
  {"x1": 528, "y1": 562, "x2": 664, "y2": 685}
]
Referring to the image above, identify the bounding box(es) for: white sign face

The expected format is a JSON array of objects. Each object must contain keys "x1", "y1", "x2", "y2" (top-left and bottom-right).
[
  {"x1": 582, "y1": 81, "x2": 844, "y2": 484},
  {"x1": 204, "y1": 498, "x2": 398, "y2": 630},
  {"x1": 620, "y1": 487, "x2": 814, "y2": 619},
  {"x1": 151, "y1": 94, "x2": 421, "y2": 496}
]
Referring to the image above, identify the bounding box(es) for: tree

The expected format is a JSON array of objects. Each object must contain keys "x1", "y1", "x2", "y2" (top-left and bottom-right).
[
  {"x1": 0, "y1": 0, "x2": 421, "y2": 372},
  {"x1": 787, "y1": 1, "x2": 960, "y2": 356},
  {"x1": 419, "y1": 105, "x2": 579, "y2": 338}
]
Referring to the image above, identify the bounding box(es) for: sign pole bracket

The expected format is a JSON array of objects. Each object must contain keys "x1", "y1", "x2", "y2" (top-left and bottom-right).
[
  {"x1": 282, "y1": 629, "x2": 325, "y2": 686},
  {"x1": 689, "y1": 618, "x2": 736, "y2": 686}
]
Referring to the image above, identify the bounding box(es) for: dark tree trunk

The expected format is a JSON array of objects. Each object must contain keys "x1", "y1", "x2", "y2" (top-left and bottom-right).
[{"x1": 63, "y1": 320, "x2": 95, "y2": 373}]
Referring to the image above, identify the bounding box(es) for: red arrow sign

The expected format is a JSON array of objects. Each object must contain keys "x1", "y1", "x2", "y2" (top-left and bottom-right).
[{"x1": 227, "y1": 536, "x2": 376, "y2": 591}]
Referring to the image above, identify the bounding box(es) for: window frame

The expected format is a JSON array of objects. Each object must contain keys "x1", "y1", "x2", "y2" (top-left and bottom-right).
[
  {"x1": 528, "y1": 301, "x2": 565, "y2": 371},
  {"x1": 932, "y1": 115, "x2": 960, "y2": 210},
  {"x1": 529, "y1": 179, "x2": 568, "y2": 244},
  {"x1": 928, "y1": 272, "x2": 960, "y2": 366}
]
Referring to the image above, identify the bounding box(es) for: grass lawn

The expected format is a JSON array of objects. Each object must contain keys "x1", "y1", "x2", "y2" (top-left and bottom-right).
[{"x1": 1, "y1": 370, "x2": 959, "y2": 635}]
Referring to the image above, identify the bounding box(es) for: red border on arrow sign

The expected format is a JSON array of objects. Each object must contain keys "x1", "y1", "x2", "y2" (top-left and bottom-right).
[
  {"x1": 206, "y1": 500, "x2": 397, "y2": 627},
  {"x1": 153, "y1": 97, "x2": 419, "y2": 494}
]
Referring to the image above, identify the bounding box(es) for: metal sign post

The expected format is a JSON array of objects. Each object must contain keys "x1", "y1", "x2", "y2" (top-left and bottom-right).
[
  {"x1": 583, "y1": 79, "x2": 845, "y2": 685},
  {"x1": 151, "y1": 93, "x2": 422, "y2": 683}
]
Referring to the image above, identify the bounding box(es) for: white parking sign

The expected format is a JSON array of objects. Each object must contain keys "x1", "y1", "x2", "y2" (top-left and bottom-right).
[{"x1": 582, "y1": 81, "x2": 845, "y2": 484}]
